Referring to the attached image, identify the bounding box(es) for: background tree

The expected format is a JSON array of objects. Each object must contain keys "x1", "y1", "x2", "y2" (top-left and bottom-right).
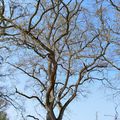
[
  {"x1": 104, "y1": 104, "x2": 120, "y2": 120},
  {"x1": 0, "y1": 0, "x2": 120, "y2": 120},
  {"x1": 0, "y1": 90, "x2": 9, "y2": 120},
  {"x1": 0, "y1": 111, "x2": 9, "y2": 120}
]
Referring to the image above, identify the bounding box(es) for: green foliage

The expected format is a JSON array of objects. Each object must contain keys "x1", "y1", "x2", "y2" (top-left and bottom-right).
[
  {"x1": 0, "y1": 111, "x2": 8, "y2": 120},
  {"x1": 0, "y1": 97, "x2": 8, "y2": 120}
]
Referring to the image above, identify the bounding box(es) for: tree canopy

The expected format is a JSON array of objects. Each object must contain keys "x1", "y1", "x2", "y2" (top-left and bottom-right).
[{"x1": 0, "y1": 0, "x2": 120, "y2": 120}]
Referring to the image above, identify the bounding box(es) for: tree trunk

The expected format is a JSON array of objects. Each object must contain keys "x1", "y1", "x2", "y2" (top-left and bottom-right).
[
  {"x1": 46, "y1": 112, "x2": 64, "y2": 120},
  {"x1": 46, "y1": 112, "x2": 51, "y2": 120},
  {"x1": 46, "y1": 111, "x2": 56, "y2": 120}
]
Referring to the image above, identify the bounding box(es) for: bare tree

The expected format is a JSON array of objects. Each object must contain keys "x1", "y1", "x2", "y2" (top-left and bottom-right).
[
  {"x1": 109, "y1": 0, "x2": 120, "y2": 12},
  {"x1": 0, "y1": 0, "x2": 120, "y2": 120}
]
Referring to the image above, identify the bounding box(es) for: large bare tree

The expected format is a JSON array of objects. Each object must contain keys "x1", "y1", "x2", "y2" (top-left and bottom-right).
[{"x1": 0, "y1": 0, "x2": 120, "y2": 120}]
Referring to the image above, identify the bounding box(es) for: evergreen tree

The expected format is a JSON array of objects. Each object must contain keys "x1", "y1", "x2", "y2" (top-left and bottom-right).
[{"x1": 0, "y1": 111, "x2": 8, "y2": 120}]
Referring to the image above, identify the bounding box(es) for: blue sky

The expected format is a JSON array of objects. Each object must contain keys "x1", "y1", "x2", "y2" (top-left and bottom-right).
[
  {"x1": 1, "y1": 0, "x2": 120, "y2": 120},
  {"x1": 6, "y1": 84, "x2": 120, "y2": 120},
  {"x1": 67, "y1": 89, "x2": 120, "y2": 120}
]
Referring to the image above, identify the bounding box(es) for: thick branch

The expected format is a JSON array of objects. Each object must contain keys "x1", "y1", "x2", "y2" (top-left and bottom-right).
[{"x1": 15, "y1": 88, "x2": 45, "y2": 108}]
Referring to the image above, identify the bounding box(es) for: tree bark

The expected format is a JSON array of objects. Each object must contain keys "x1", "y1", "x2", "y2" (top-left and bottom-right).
[
  {"x1": 46, "y1": 111, "x2": 64, "y2": 120},
  {"x1": 46, "y1": 112, "x2": 51, "y2": 120},
  {"x1": 46, "y1": 112, "x2": 56, "y2": 120}
]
